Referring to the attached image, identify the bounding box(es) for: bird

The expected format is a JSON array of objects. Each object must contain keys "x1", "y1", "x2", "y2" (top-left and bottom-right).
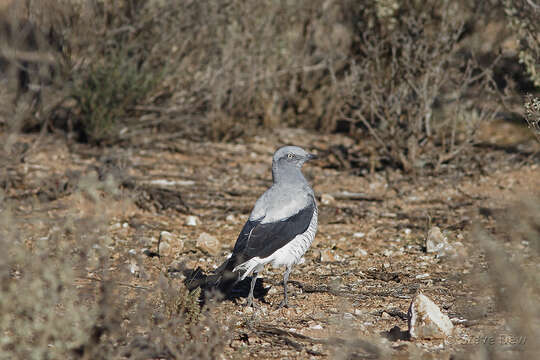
[{"x1": 210, "y1": 145, "x2": 318, "y2": 308}]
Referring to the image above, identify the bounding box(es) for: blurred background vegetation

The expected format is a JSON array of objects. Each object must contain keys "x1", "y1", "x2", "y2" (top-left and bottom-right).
[
  {"x1": 0, "y1": 0, "x2": 539, "y2": 359},
  {"x1": 0, "y1": 0, "x2": 538, "y2": 167}
]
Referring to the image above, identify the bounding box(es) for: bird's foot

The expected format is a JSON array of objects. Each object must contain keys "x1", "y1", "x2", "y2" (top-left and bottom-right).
[
  {"x1": 246, "y1": 297, "x2": 259, "y2": 309},
  {"x1": 278, "y1": 299, "x2": 290, "y2": 309}
]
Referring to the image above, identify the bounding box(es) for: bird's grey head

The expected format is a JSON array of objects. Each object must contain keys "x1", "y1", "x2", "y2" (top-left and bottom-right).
[{"x1": 272, "y1": 146, "x2": 316, "y2": 183}]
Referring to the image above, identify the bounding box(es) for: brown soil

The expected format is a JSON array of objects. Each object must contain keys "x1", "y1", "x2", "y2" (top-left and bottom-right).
[{"x1": 3, "y1": 123, "x2": 539, "y2": 359}]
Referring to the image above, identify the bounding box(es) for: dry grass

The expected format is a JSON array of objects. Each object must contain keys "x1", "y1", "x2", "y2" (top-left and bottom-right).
[
  {"x1": 2, "y1": 0, "x2": 534, "y2": 165},
  {"x1": 473, "y1": 195, "x2": 540, "y2": 359},
  {"x1": 0, "y1": 2, "x2": 539, "y2": 358},
  {"x1": 502, "y1": 0, "x2": 540, "y2": 87},
  {"x1": 0, "y1": 169, "x2": 228, "y2": 359},
  {"x1": 524, "y1": 95, "x2": 540, "y2": 142}
]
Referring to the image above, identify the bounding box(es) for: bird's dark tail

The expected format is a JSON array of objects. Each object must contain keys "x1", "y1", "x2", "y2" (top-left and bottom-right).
[{"x1": 184, "y1": 257, "x2": 239, "y2": 296}]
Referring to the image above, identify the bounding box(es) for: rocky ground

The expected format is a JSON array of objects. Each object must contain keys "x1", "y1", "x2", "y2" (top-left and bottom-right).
[{"x1": 2, "y1": 123, "x2": 539, "y2": 359}]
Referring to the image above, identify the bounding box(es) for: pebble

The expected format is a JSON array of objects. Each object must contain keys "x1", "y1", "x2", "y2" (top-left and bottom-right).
[
  {"x1": 160, "y1": 231, "x2": 184, "y2": 251},
  {"x1": 110, "y1": 222, "x2": 122, "y2": 230},
  {"x1": 226, "y1": 214, "x2": 237, "y2": 223},
  {"x1": 426, "y1": 226, "x2": 467, "y2": 259},
  {"x1": 160, "y1": 231, "x2": 173, "y2": 241},
  {"x1": 196, "y1": 232, "x2": 221, "y2": 256},
  {"x1": 147, "y1": 235, "x2": 160, "y2": 245},
  {"x1": 319, "y1": 249, "x2": 338, "y2": 262},
  {"x1": 381, "y1": 311, "x2": 392, "y2": 319},
  {"x1": 129, "y1": 259, "x2": 140, "y2": 275},
  {"x1": 354, "y1": 248, "x2": 368, "y2": 257},
  {"x1": 268, "y1": 287, "x2": 279, "y2": 295},
  {"x1": 185, "y1": 215, "x2": 200, "y2": 226},
  {"x1": 383, "y1": 249, "x2": 394, "y2": 257},
  {"x1": 426, "y1": 226, "x2": 446, "y2": 253},
  {"x1": 158, "y1": 241, "x2": 171, "y2": 256},
  {"x1": 309, "y1": 324, "x2": 323, "y2": 330},
  {"x1": 353, "y1": 232, "x2": 365, "y2": 238},
  {"x1": 408, "y1": 293, "x2": 454, "y2": 339},
  {"x1": 320, "y1": 193, "x2": 335, "y2": 205}
]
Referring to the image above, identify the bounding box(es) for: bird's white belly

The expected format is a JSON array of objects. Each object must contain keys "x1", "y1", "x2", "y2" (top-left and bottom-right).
[
  {"x1": 269, "y1": 207, "x2": 318, "y2": 267},
  {"x1": 234, "y1": 207, "x2": 318, "y2": 279}
]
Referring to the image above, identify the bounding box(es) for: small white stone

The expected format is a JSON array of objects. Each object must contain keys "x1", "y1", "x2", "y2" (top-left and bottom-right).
[
  {"x1": 354, "y1": 248, "x2": 368, "y2": 257},
  {"x1": 158, "y1": 241, "x2": 171, "y2": 256},
  {"x1": 129, "y1": 259, "x2": 140, "y2": 275},
  {"x1": 381, "y1": 311, "x2": 392, "y2": 319},
  {"x1": 310, "y1": 324, "x2": 323, "y2": 330},
  {"x1": 319, "y1": 249, "x2": 337, "y2": 262},
  {"x1": 415, "y1": 273, "x2": 430, "y2": 279},
  {"x1": 122, "y1": 222, "x2": 129, "y2": 228},
  {"x1": 408, "y1": 293, "x2": 454, "y2": 339},
  {"x1": 321, "y1": 194, "x2": 335, "y2": 205},
  {"x1": 196, "y1": 232, "x2": 221, "y2": 256},
  {"x1": 160, "y1": 231, "x2": 174, "y2": 242},
  {"x1": 185, "y1": 215, "x2": 200, "y2": 226},
  {"x1": 110, "y1": 222, "x2": 122, "y2": 230},
  {"x1": 343, "y1": 312, "x2": 354, "y2": 320},
  {"x1": 160, "y1": 231, "x2": 184, "y2": 251},
  {"x1": 383, "y1": 249, "x2": 394, "y2": 257},
  {"x1": 426, "y1": 226, "x2": 446, "y2": 253},
  {"x1": 268, "y1": 286, "x2": 279, "y2": 295},
  {"x1": 226, "y1": 214, "x2": 236, "y2": 223},
  {"x1": 353, "y1": 232, "x2": 365, "y2": 238}
]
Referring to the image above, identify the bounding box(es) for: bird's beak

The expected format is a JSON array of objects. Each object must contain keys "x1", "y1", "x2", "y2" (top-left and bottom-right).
[{"x1": 307, "y1": 153, "x2": 318, "y2": 160}]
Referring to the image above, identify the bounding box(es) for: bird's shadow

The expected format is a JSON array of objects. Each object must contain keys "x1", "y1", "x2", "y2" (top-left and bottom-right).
[{"x1": 174, "y1": 265, "x2": 270, "y2": 306}]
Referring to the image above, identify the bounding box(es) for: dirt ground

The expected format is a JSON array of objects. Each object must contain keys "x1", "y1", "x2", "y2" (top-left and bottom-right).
[{"x1": 2, "y1": 122, "x2": 539, "y2": 359}]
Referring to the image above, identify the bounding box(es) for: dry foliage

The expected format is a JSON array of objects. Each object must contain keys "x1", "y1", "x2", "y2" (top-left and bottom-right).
[
  {"x1": 524, "y1": 95, "x2": 540, "y2": 142},
  {"x1": 338, "y1": 1, "x2": 498, "y2": 172},
  {"x1": 474, "y1": 195, "x2": 540, "y2": 359},
  {"x1": 0, "y1": 171, "x2": 228, "y2": 359},
  {"x1": 502, "y1": 0, "x2": 540, "y2": 87},
  {"x1": 0, "y1": 0, "x2": 515, "y2": 171}
]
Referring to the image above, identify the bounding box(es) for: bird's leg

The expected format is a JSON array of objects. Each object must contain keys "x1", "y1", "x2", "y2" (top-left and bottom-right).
[
  {"x1": 246, "y1": 272, "x2": 258, "y2": 308},
  {"x1": 278, "y1": 266, "x2": 292, "y2": 308}
]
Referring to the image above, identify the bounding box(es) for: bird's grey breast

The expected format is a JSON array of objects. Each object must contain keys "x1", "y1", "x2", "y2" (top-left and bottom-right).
[{"x1": 249, "y1": 182, "x2": 314, "y2": 223}]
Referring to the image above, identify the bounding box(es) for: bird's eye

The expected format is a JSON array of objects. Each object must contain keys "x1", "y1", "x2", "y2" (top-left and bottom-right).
[{"x1": 287, "y1": 153, "x2": 294, "y2": 159}]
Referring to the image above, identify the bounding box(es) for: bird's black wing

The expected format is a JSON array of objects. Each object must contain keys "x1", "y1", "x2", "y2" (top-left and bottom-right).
[{"x1": 231, "y1": 201, "x2": 315, "y2": 263}]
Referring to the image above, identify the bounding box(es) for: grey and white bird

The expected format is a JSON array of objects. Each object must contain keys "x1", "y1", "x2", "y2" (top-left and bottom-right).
[{"x1": 211, "y1": 145, "x2": 318, "y2": 308}]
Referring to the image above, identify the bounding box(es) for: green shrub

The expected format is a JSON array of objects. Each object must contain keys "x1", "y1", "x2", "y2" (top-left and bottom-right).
[{"x1": 71, "y1": 47, "x2": 162, "y2": 143}]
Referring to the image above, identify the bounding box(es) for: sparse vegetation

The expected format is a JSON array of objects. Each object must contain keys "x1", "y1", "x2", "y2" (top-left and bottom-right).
[
  {"x1": 525, "y1": 95, "x2": 540, "y2": 142},
  {"x1": 3, "y1": 0, "x2": 532, "y2": 161},
  {"x1": 0, "y1": 0, "x2": 539, "y2": 359},
  {"x1": 0, "y1": 170, "x2": 228, "y2": 359},
  {"x1": 502, "y1": 0, "x2": 540, "y2": 87},
  {"x1": 474, "y1": 195, "x2": 540, "y2": 359}
]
